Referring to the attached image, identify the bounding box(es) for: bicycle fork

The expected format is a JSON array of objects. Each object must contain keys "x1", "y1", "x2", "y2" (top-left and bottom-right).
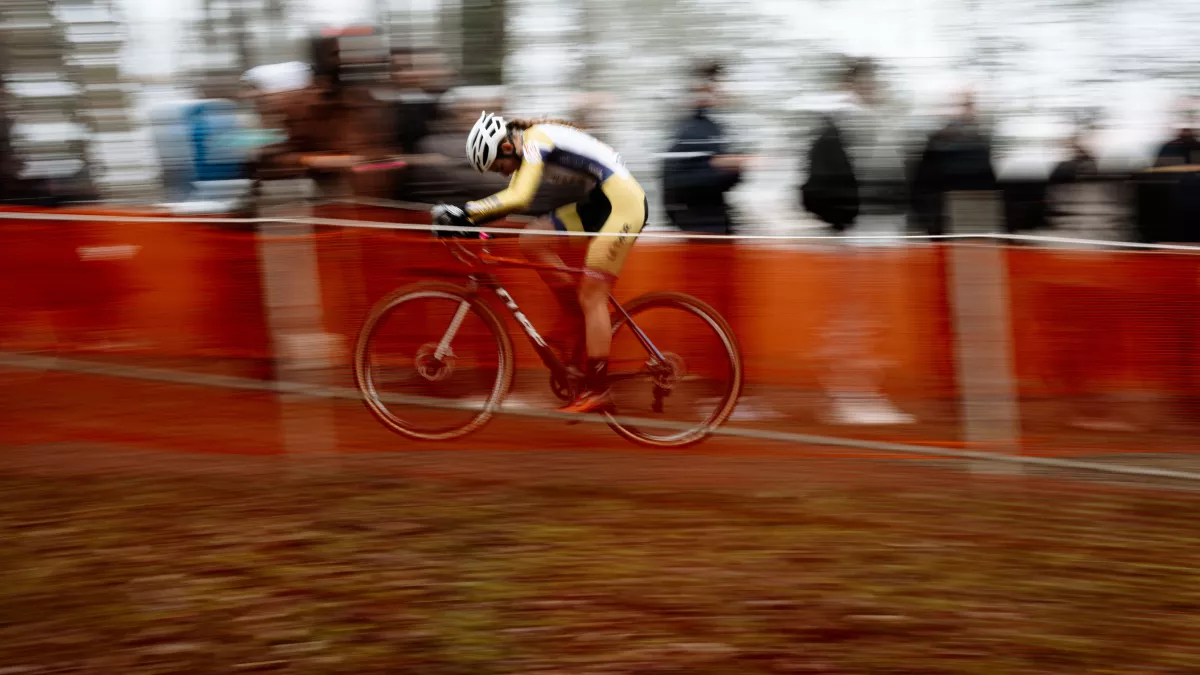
[{"x1": 432, "y1": 300, "x2": 471, "y2": 362}]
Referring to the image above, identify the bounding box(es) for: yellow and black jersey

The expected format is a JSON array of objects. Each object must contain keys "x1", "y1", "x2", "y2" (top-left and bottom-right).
[{"x1": 465, "y1": 124, "x2": 632, "y2": 222}]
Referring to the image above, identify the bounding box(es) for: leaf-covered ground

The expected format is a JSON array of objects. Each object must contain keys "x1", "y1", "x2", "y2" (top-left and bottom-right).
[{"x1": 1, "y1": 458, "x2": 1198, "y2": 675}]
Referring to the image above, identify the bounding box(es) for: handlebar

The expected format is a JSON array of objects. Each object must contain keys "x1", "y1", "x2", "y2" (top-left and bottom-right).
[{"x1": 431, "y1": 206, "x2": 494, "y2": 266}]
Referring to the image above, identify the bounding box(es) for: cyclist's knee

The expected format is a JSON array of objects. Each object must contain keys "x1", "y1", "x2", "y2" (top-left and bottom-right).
[{"x1": 577, "y1": 274, "x2": 611, "y2": 310}]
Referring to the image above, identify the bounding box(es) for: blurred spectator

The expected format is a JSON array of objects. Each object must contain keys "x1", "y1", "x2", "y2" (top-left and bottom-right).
[
  {"x1": 1044, "y1": 126, "x2": 1126, "y2": 240},
  {"x1": 241, "y1": 62, "x2": 313, "y2": 130},
  {"x1": 661, "y1": 60, "x2": 747, "y2": 236},
  {"x1": 1050, "y1": 128, "x2": 1099, "y2": 185},
  {"x1": 390, "y1": 47, "x2": 454, "y2": 155},
  {"x1": 659, "y1": 61, "x2": 749, "y2": 412},
  {"x1": 910, "y1": 91, "x2": 997, "y2": 236},
  {"x1": 255, "y1": 29, "x2": 395, "y2": 198},
  {"x1": 800, "y1": 119, "x2": 856, "y2": 232},
  {"x1": 233, "y1": 62, "x2": 315, "y2": 208},
  {"x1": 386, "y1": 47, "x2": 457, "y2": 199},
  {"x1": 805, "y1": 57, "x2": 914, "y2": 426},
  {"x1": 0, "y1": 90, "x2": 25, "y2": 202},
  {"x1": 801, "y1": 57, "x2": 908, "y2": 236},
  {"x1": 147, "y1": 68, "x2": 253, "y2": 211},
  {"x1": 1140, "y1": 98, "x2": 1200, "y2": 243},
  {"x1": 1153, "y1": 99, "x2": 1200, "y2": 168},
  {"x1": 404, "y1": 86, "x2": 508, "y2": 203}
]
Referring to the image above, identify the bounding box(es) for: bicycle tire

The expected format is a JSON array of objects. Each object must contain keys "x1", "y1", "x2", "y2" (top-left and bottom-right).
[
  {"x1": 605, "y1": 291, "x2": 744, "y2": 448},
  {"x1": 353, "y1": 281, "x2": 515, "y2": 441}
]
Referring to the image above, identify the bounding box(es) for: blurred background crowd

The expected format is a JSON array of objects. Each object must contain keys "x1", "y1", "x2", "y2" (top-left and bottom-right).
[{"x1": 2, "y1": 0, "x2": 1200, "y2": 243}]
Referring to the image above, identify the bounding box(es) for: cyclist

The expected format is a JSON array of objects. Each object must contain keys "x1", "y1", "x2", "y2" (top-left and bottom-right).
[{"x1": 432, "y1": 112, "x2": 648, "y2": 414}]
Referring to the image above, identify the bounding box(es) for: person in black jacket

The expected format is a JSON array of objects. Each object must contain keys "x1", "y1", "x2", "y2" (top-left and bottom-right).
[
  {"x1": 1150, "y1": 102, "x2": 1200, "y2": 242},
  {"x1": 801, "y1": 57, "x2": 909, "y2": 236},
  {"x1": 800, "y1": 57, "x2": 916, "y2": 426},
  {"x1": 910, "y1": 91, "x2": 997, "y2": 235},
  {"x1": 801, "y1": 113, "x2": 858, "y2": 233},
  {"x1": 0, "y1": 91, "x2": 24, "y2": 202},
  {"x1": 390, "y1": 47, "x2": 453, "y2": 155},
  {"x1": 661, "y1": 60, "x2": 748, "y2": 235}
]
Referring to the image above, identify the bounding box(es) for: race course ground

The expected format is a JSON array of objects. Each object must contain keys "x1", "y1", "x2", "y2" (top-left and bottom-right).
[{"x1": 2, "y1": 367, "x2": 1200, "y2": 674}]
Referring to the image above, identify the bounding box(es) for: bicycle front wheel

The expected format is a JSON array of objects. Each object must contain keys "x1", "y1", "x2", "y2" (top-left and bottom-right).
[
  {"x1": 606, "y1": 291, "x2": 744, "y2": 448},
  {"x1": 353, "y1": 282, "x2": 514, "y2": 441}
]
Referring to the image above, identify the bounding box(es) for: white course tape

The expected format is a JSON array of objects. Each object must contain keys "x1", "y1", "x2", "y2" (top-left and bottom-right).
[{"x1": 3, "y1": 206, "x2": 1200, "y2": 250}]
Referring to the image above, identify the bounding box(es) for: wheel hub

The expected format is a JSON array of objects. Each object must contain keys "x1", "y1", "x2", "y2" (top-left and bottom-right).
[
  {"x1": 414, "y1": 343, "x2": 456, "y2": 382},
  {"x1": 650, "y1": 352, "x2": 686, "y2": 390}
]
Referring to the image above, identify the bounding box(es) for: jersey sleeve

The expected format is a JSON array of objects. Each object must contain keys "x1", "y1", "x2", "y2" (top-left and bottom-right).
[{"x1": 465, "y1": 127, "x2": 554, "y2": 222}]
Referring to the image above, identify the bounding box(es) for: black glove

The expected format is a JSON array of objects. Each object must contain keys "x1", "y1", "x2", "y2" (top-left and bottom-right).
[{"x1": 431, "y1": 204, "x2": 480, "y2": 238}]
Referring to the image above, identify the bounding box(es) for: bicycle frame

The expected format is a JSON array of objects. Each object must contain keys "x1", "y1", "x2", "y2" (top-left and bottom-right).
[
  {"x1": 465, "y1": 271, "x2": 573, "y2": 382},
  {"x1": 439, "y1": 239, "x2": 669, "y2": 384}
]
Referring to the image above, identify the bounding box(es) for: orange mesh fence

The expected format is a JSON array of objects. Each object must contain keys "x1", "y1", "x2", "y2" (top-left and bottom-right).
[
  {"x1": 0, "y1": 208, "x2": 271, "y2": 378},
  {"x1": 1006, "y1": 246, "x2": 1200, "y2": 457},
  {"x1": 5, "y1": 206, "x2": 1200, "y2": 466}
]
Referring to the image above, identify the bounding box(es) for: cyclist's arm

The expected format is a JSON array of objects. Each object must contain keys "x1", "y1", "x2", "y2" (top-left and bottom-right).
[{"x1": 464, "y1": 129, "x2": 552, "y2": 222}]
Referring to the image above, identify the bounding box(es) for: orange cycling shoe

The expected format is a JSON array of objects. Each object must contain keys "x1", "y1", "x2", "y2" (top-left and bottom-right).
[{"x1": 557, "y1": 388, "x2": 611, "y2": 415}]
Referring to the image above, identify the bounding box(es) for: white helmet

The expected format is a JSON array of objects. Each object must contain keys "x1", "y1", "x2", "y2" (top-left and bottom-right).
[{"x1": 466, "y1": 111, "x2": 509, "y2": 172}]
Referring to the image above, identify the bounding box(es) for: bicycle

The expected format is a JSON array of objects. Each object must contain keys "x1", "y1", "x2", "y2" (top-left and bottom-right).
[{"x1": 352, "y1": 231, "x2": 744, "y2": 448}]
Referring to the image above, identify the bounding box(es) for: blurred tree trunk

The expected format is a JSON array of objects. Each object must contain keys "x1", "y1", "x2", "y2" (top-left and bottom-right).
[
  {"x1": 231, "y1": 5, "x2": 253, "y2": 73},
  {"x1": 201, "y1": 0, "x2": 218, "y2": 51},
  {"x1": 373, "y1": 0, "x2": 389, "y2": 31},
  {"x1": 440, "y1": 0, "x2": 463, "y2": 74},
  {"x1": 461, "y1": 0, "x2": 505, "y2": 86},
  {"x1": 262, "y1": 0, "x2": 291, "y2": 63},
  {"x1": 578, "y1": 0, "x2": 597, "y2": 89}
]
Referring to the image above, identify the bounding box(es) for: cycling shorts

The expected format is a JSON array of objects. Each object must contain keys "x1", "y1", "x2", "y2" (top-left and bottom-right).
[{"x1": 549, "y1": 174, "x2": 647, "y2": 279}]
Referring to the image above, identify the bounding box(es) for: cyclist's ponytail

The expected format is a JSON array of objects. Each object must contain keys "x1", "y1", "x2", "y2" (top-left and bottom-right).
[{"x1": 507, "y1": 117, "x2": 580, "y2": 131}]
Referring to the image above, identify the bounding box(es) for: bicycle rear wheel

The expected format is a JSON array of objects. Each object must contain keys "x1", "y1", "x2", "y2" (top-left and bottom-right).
[
  {"x1": 354, "y1": 282, "x2": 514, "y2": 441},
  {"x1": 606, "y1": 291, "x2": 743, "y2": 448}
]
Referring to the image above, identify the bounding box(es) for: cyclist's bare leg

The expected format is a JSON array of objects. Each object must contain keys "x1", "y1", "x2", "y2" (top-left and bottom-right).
[
  {"x1": 520, "y1": 217, "x2": 585, "y2": 357},
  {"x1": 578, "y1": 272, "x2": 613, "y2": 385}
]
